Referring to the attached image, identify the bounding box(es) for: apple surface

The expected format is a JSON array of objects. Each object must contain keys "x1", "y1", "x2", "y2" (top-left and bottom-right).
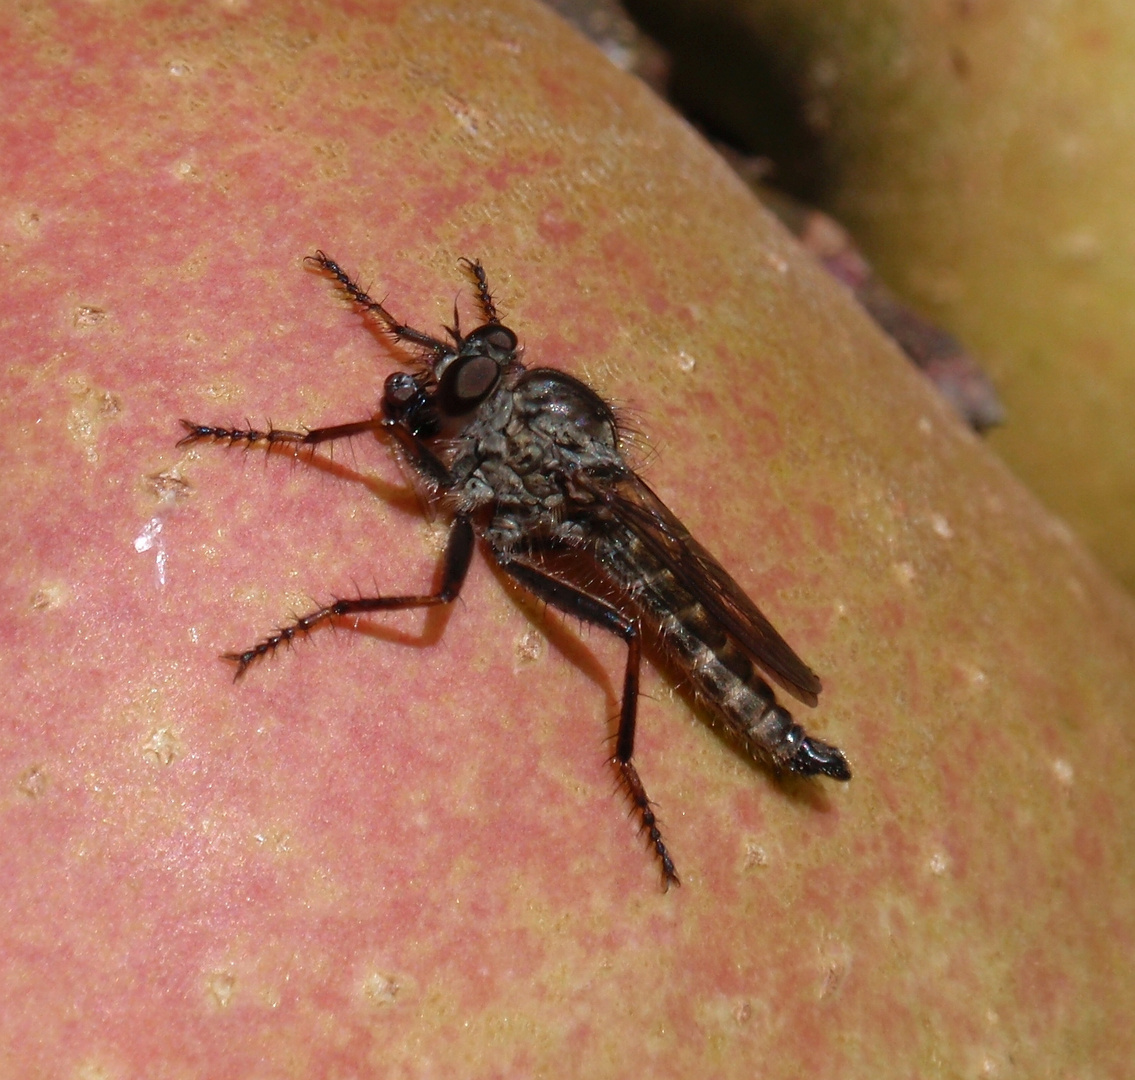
[{"x1": 2, "y1": 2, "x2": 1133, "y2": 1077}]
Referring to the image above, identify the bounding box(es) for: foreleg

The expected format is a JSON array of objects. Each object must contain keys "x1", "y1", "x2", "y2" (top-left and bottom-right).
[
  {"x1": 306, "y1": 251, "x2": 454, "y2": 360},
  {"x1": 177, "y1": 416, "x2": 384, "y2": 452}
]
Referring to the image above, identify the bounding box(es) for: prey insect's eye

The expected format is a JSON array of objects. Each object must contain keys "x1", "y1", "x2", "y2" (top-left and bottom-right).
[
  {"x1": 383, "y1": 371, "x2": 421, "y2": 411},
  {"x1": 382, "y1": 371, "x2": 440, "y2": 437},
  {"x1": 438, "y1": 353, "x2": 501, "y2": 415}
]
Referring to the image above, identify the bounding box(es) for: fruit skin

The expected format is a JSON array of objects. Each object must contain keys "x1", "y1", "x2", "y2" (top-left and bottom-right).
[{"x1": 2, "y1": 2, "x2": 1134, "y2": 1078}]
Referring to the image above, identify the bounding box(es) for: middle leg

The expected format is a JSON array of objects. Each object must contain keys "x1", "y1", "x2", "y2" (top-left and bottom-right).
[
  {"x1": 498, "y1": 554, "x2": 679, "y2": 888},
  {"x1": 225, "y1": 514, "x2": 475, "y2": 678}
]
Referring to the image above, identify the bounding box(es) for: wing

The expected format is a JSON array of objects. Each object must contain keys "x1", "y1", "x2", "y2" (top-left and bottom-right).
[{"x1": 591, "y1": 470, "x2": 823, "y2": 707}]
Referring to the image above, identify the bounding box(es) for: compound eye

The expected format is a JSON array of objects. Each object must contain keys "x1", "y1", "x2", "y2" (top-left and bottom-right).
[
  {"x1": 439, "y1": 353, "x2": 500, "y2": 414},
  {"x1": 465, "y1": 324, "x2": 517, "y2": 359},
  {"x1": 482, "y1": 326, "x2": 517, "y2": 354}
]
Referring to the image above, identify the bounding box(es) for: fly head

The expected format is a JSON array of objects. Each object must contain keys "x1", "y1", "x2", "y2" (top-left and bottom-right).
[
  {"x1": 433, "y1": 323, "x2": 518, "y2": 418},
  {"x1": 380, "y1": 319, "x2": 519, "y2": 441}
]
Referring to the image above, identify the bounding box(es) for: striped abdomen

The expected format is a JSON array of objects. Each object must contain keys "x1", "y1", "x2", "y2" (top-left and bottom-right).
[{"x1": 595, "y1": 528, "x2": 849, "y2": 779}]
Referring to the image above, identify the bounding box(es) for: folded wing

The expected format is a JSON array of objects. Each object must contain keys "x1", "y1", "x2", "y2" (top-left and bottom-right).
[{"x1": 594, "y1": 471, "x2": 823, "y2": 708}]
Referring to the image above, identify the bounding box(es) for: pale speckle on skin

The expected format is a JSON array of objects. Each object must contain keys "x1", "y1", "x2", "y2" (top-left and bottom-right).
[
  {"x1": 74, "y1": 1061, "x2": 122, "y2": 1080},
  {"x1": 206, "y1": 970, "x2": 236, "y2": 1008},
  {"x1": 144, "y1": 468, "x2": 193, "y2": 504},
  {"x1": 928, "y1": 851, "x2": 950, "y2": 876},
  {"x1": 695, "y1": 994, "x2": 773, "y2": 1039},
  {"x1": 675, "y1": 350, "x2": 696, "y2": 373},
  {"x1": 142, "y1": 727, "x2": 180, "y2": 766},
  {"x1": 360, "y1": 970, "x2": 401, "y2": 1007},
  {"x1": 30, "y1": 581, "x2": 70, "y2": 612},
  {"x1": 201, "y1": 380, "x2": 244, "y2": 404},
  {"x1": 18, "y1": 764, "x2": 49, "y2": 799},
  {"x1": 73, "y1": 305, "x2": 108, "y2": 328},
  {"x1": 15, "y1": 208, "x2": 41, "y2": 235},
  {"x1": 955, "y1": 662, "x2": 987, "y2": 690},
  {"x1": 817, "y1": 941, "x2": 852, "y2": 1000},
  {"x1": 892, "y1": 561, "x2": 916, "y2": 586},
  {"x1": 66, "y1": 379, "x2": 122, "y2": 463},
  {"x1": 444, "y1": 93, "x2": 482, "y2": 138},
  {"x1": 1057, "y1": 132, "x2": 1086, "y2": 161},
  {"x1": 254, "y1": 826, "x2": 292, "y2": 854},
  {"x1": 1053, "y1": 228, "x2": 1100, "y2": 262},
  {"x1": 930, "y1": 513, "x2": 953, "y2": 539},
  {"x1": 980, "y1": 1055, "x2": 1002, "y2": 1077},
  {"x1": 230, "y1": 582, "x2": 265, "y2": 606},
  {"x1": 168, "y1": 59, "x2": 191, "y2": 76},
  {"x1": 742, "y1": 840, "x2": 768, "y2": 870},
  {"x1": 1052, "y1": 758, "x2": 1074, "y2": 787},
  {"x1": 917, "y1": 416, "x2": 933, "y2": 436}
]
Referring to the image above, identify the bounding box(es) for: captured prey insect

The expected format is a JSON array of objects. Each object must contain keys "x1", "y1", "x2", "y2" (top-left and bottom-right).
[{"x1": 178, "y1": 252, "x2": 851, "y2": 887}]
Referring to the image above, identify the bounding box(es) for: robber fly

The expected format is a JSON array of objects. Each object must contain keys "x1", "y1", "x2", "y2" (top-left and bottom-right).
[{"x1": 179, "y1": 253, "x2": 851, "y2": 887}]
